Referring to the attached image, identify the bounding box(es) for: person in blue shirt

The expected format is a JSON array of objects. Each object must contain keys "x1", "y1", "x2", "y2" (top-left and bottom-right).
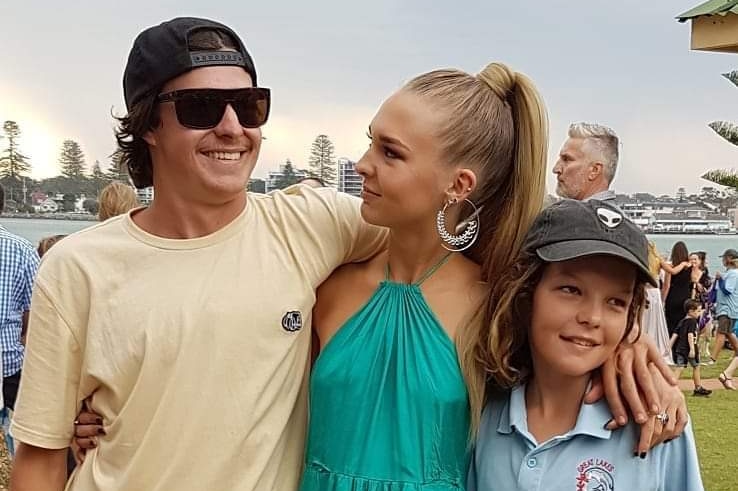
[
  {"x1": 0, "y1": 184, "x2": 40, "y2": 458},
  {"x1": 713, "y1": 249, "x2": 738, "y2": 388},
  {"x1": 469, "y1": 199, "x2": 704, "y2": 491}
]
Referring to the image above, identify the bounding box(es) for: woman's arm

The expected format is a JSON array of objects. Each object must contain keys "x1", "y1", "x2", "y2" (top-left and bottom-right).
[
  {"x1": 661, "y1": 260, "x2": 689, "y2": 275},
  {"x1": 661, "y1": 272, "x2": 672, "y2": 302}
]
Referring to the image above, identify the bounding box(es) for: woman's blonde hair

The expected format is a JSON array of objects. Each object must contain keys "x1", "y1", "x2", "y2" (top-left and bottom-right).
[
  {"x1": 647, "y1": 241, "x2": 661, "y2": 281},
  {"x1": 483, "y1": 252, "x2": 646, "y2": 390},
  {"x1": 98, "y1": 181, "x2": 140, "y2": 221},
  {"x1": 404, "y1": 62, "x2": 548, "y2": 433}
]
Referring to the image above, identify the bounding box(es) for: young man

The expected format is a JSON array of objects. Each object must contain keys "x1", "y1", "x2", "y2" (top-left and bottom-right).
[
  {"x1": 10, "y1": 17, "x2": 386, "y2": 491},
  {"x1": 670, "y1": 299, "x2": 712, "y2": 396}
]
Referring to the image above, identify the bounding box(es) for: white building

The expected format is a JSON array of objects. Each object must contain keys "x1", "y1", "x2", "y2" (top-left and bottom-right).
[
  {"x1": 136, "y1": 187, "x2": 154, "y2": 205},
  {"x1": 337, "y1": 158, "x2": 362, "y2": 197},
  {"x1": 35, "y1": 198, "x2": 59, "y2": 213}
]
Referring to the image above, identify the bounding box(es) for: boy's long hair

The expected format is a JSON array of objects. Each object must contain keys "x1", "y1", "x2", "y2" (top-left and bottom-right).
[{"x1": 473, "y1": 251, "x2": 647, "y2": 394}]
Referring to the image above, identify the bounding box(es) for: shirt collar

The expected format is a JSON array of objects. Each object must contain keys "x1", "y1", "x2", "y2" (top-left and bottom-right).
[
  {"x1": 584, "y1": 189, "x2": 616, "y2": 202},
  {"x1": 497, "y1": 384, "x2": 613, "y2": 441}
]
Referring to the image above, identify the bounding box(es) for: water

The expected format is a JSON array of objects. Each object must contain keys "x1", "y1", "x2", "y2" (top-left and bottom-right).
[
  {"x1": 0, "y1": 217, "x2": 93, "y2": 246},
  {"x1": 648, "y1": 235, "x2": 738, "y2": 270},
  {"x1": 2, "y1": 217, "x2": 737, "y2": 270}
]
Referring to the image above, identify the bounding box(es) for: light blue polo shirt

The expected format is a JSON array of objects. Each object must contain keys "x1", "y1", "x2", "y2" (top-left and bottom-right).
[
  {"x1": 716, "y1": 268, "x2": 738, "y2": 319},
  {"x1": 469, "y1": 384, "x2": 704, "y2": 491}
]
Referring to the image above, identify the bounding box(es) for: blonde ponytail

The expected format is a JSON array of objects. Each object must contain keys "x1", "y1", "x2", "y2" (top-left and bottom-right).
[{"x1": 405, "y1": 62, "x2": 548, "y2": 434}]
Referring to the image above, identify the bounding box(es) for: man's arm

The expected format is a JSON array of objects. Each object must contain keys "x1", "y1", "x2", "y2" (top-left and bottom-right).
[{"x1": 11, "y1": 443, "x2": 67, "y2": 491}]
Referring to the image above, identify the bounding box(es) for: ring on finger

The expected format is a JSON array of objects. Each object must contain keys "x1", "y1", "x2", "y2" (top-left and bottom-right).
[{"x1": 655, "y1": 412, "x2": 669, "y2": 425}]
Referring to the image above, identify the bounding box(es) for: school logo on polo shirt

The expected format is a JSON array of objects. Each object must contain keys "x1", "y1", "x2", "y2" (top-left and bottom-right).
[
  {"x1": 281, "y1": 311, "x2": 303, "y2": 332},
  {"x1": 576, "y1": 458, "x2": 614, "y2": 491}
]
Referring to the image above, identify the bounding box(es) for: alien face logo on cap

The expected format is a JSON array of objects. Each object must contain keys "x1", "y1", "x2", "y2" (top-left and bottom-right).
[{"x1": 596, "y1": 207, "x2": 623, "y2": 228}]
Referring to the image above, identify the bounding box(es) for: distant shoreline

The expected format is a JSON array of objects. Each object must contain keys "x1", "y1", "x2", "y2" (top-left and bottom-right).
[{"x1": 0, "y1": 213, "x2": 97, "y2": 222}]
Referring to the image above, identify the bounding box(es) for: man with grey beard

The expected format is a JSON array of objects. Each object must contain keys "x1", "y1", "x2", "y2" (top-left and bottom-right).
[{"x1": 552, "y1": 122, "x2": 620, "y2": 202}]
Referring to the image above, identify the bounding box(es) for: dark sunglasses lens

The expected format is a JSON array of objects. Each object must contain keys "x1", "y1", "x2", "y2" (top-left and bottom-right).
[
  {"x1": 174, "y1": 96, "x2": 226, "y2": 129},
  {"x1": 232, "y1": 90, "x2": 270, "y2": 128}
]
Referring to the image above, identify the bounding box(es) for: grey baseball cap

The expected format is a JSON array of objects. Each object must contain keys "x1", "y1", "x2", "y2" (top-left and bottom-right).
[
  {"x1": 523, "y1": 199, "x2": 656, "y2": 286},
  {"x1": 720, "y1": 249, "x2": 738, "y2": 259}
]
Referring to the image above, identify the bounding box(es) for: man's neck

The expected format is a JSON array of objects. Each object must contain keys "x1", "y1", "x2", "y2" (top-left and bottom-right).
[
  {"x1": 581, "y1": 184, "x2": 611, "y2": 201},
  {"x1": 132, "y1": 192, "x2": 248, "y2": 239}
]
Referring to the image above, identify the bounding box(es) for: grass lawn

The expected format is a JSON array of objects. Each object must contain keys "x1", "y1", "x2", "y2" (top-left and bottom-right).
[
  {"x1": 679, "y1": 345, "x2": 736, "y2": 381},
  {"x1": 679, "y1": 343, "x2": 737, "y2": 490},
  {"x1": 688, "y1": 389, "x2": 737, "y2": 491}
]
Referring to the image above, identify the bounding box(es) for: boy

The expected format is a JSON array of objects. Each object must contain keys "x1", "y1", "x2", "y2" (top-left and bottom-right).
[{"x1": 671, "y1": 299, "x2": 712, "y2": 396}]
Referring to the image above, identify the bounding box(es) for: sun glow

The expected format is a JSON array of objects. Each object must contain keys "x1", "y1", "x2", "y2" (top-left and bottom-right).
[{"x1": 0, "y1": 85, "x2": 66, "y2": 180}]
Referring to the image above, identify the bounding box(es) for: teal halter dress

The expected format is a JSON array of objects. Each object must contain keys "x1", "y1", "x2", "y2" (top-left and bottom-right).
[{"x1": 300, "y1": 255, "x2": 471, "y2": 491}]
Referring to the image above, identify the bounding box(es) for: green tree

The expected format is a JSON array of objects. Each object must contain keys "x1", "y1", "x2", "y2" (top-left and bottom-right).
[
  {"x1": 90, "y1": 159, "x2": 109, "y2": 195},
  {"x1": 702, "y1": 71, "x2": 738, "y2": 188},
  {"x1": 274, "y1": 159, "x2": 300, "y2": 190},
  {"x1": 105, "y1": 150, "x2": 129, "y2": 182},
  {"x1": 0, "y1": 121, "x2": 32, "y2": 204},
  {"x1": 248, "y1": 178, "x2": 266, "y2": 193},
  {"x1": 59, "y1": 140, "x2": 87, "y2": 179},
  {"x1": 62, "y1": 192, "x2": 77, "y2": 212},
  {"x1": 91, "y1": 160, "x2": 106, "y2": 180},
  {"x1": 83, "y1": 198, "x2": 99, "y2": 214},
  {"x1": 307, "y1": 134, "x2": 336, "y2": 185}
]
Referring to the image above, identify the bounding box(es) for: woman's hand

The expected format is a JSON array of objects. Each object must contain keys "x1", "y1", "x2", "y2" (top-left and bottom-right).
[
  {"x1": 72, "y1": 401, "x2": 105, "y2": 463},
  {"x1": 584, "y1": 335, "x2": 686, "y2": 453},
  {"x1": 631, "y1": 363, "x2": 688, "y2": 456}
]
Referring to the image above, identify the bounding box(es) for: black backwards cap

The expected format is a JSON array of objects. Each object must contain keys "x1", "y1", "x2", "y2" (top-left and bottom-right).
[
  {"x1": 523, "y1": 199, "x2": 657, "y2": 287},
  {"x1": 123, "y1": 17, "x2": 258, "y2": 109}
]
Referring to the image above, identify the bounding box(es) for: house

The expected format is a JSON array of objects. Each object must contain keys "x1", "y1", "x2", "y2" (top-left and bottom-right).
[
  {"x1": 677, "y1": 0, "x2": 738, "y2": 53},
  {"x1": 35, "y1": 198, "x2": 59, "y2": 213}
]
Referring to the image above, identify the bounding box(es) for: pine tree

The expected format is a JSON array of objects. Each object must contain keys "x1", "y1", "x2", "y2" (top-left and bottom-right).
[
  {"x1": 59, "y1": 140, "x2": 86, "y2": 178},
  {"x1": 703, "y1": 71, "x2": 738, "y2": 188},
  {"x1": 90, "y1": 159, "x2": 109, "y2": 195},
  {"x1": 0, "y1": 121, "x2": 32, "y2": 180},
  {"x1": 274, "y1": 159, "x2": 300, "y2": 190},
  {"x1": 91, "y1": 160, "x2": 106, "y2": 180},
  {"x1": 105, "y1": 150, "x2": 130, "y2": 182},
  {"x1": 307, "y1": 134, "x2": 337, "y2": 185}
]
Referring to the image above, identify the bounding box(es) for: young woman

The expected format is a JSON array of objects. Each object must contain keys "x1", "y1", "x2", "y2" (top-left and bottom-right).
[
  {"x1": 469, "y1": 200, "x2": 703, "y2": 491},
  {"x1": 689, "y1": 252, "x2": 713, "y2": 358},
  {"x1": 663, "y1": 241, "x2": 693, "y2": 336},
  {"x1": 644, "y1": 241, "x2": 688, "y2": 363}
]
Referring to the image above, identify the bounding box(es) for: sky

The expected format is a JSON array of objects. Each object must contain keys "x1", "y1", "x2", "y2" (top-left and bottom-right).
[{"x1": 1, "y1": 0, "x2": 737, "y2": 196}]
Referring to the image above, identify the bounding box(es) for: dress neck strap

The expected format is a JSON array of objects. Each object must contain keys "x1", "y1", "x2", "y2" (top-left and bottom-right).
[{"x1": 385, "y1": 252, "x2": 453, "y2": 286}]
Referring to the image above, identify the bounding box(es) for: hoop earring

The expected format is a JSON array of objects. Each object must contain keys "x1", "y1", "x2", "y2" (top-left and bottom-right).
[{"x1": 436, "y1": 198, "x2": 480, "y2": 252}]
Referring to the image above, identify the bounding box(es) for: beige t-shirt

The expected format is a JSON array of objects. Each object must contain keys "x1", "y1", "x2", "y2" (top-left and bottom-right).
[{"x1": 12, "y1": 186, "x2": 387, "y2": 491}]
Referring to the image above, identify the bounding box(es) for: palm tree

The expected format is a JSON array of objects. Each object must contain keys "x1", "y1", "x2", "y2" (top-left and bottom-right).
[{"x1": 702, "y1": 71, "x2": 738, "y2": 187}]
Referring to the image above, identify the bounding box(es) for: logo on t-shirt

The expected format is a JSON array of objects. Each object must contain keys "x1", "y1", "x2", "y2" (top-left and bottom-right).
[
  {"x1": 281, "y1": 311, "x2": 303, "y2": 332},
  {"x1": 576, "y1": 458, "x2": 614, "y2": 491}
]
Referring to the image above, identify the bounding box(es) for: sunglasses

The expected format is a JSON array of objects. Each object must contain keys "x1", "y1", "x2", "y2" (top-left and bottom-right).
[{"x1": 157, "y1": 88, "x2": 271, "y2": 130}]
